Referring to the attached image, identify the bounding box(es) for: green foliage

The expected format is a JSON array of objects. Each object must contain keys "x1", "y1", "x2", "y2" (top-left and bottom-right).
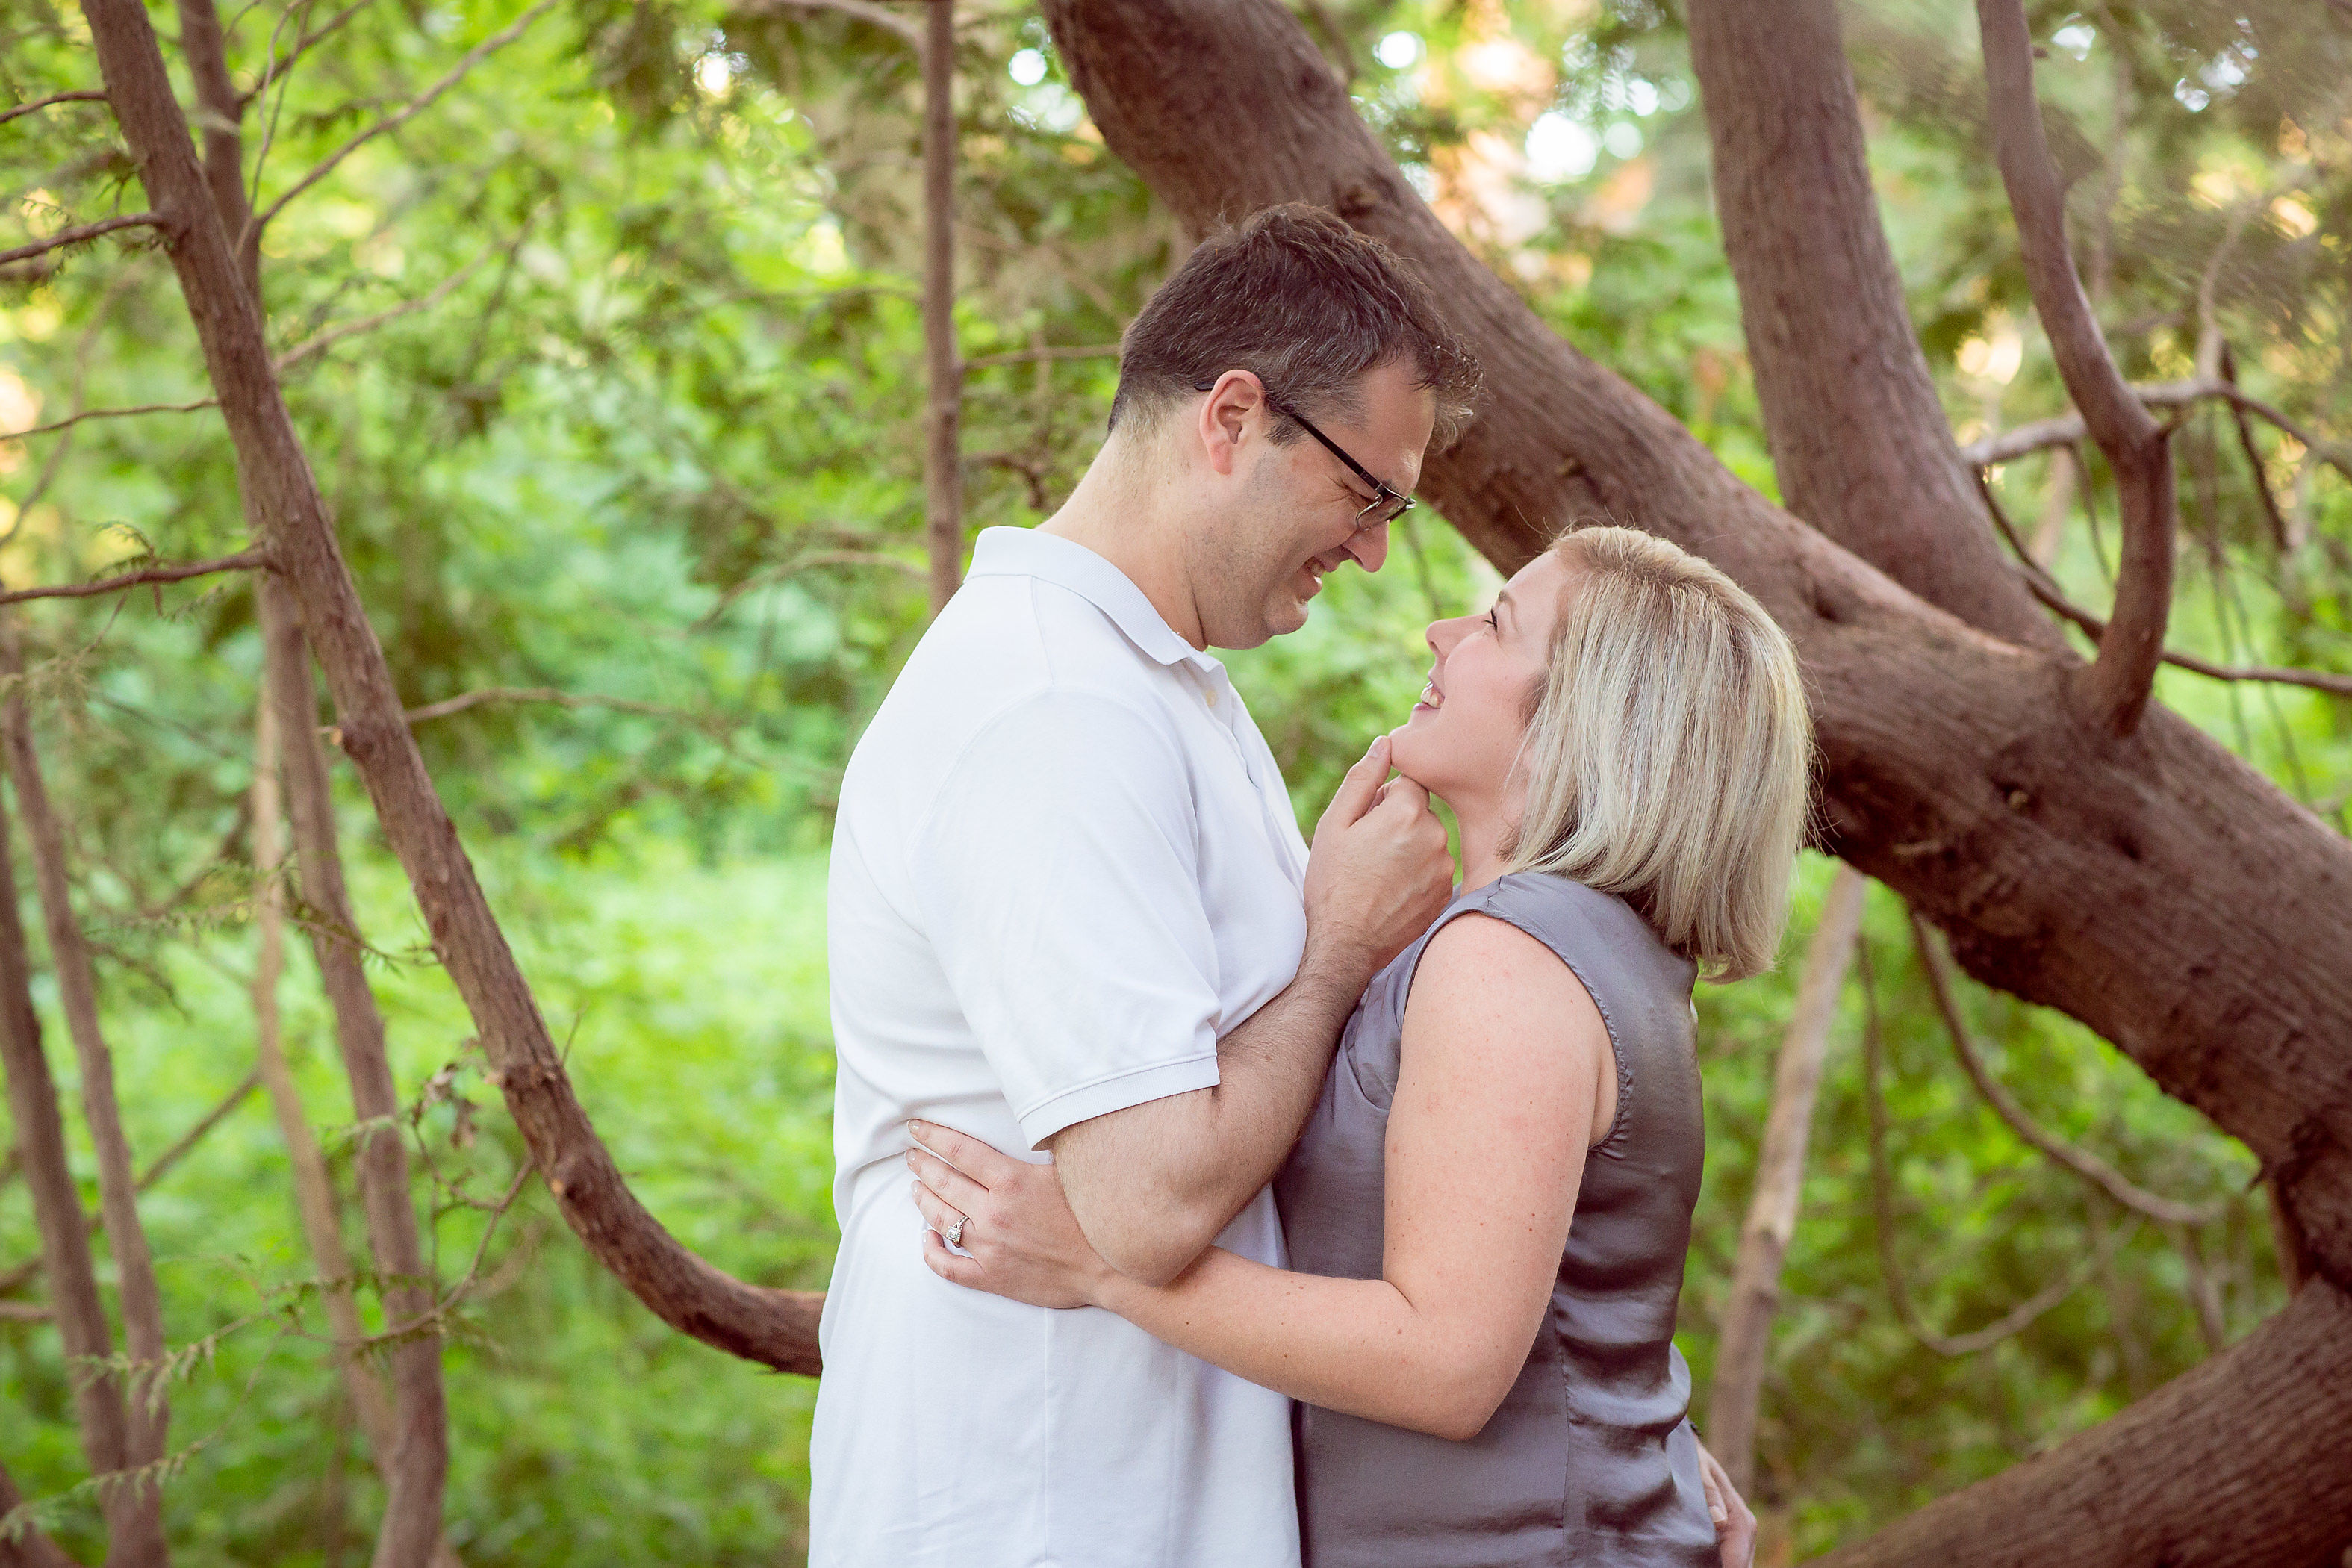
[{"x1": 0, "y1": 0, "x2": 2345, "y2": 1561}]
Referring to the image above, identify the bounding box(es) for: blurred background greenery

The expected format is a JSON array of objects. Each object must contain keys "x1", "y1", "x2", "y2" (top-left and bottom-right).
[{"x1": 1, "y1": 0, "x2": 2345, "y2": 1561}]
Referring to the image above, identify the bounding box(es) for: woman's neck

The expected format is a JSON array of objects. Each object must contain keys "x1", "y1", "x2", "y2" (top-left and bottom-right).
[{"x1": 1449, "y1": 795, "x2": 1513, "y2": 895}]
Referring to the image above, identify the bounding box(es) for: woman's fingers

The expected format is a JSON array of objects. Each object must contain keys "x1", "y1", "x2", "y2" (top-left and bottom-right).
[
  {"x1": 907, "y1": 1119, "x2": 1019, "y2": 1186},
  {"x1": 907, "y1": 1145, "x2": 989, "y2": 1211},
  {"x1": 921, "y1": 1225, "x2": 984, "y2": 1288},
  {"x1": 910, "y1": 1177, "x2": 965, "y2": 1239}
]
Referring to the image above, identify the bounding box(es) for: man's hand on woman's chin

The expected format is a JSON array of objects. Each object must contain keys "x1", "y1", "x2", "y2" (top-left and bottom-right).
[{"x1": 1304, "y1": 735, "x2": 1456, "y2": 983}]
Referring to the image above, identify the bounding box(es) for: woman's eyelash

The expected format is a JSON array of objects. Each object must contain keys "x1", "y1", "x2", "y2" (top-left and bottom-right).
[{"x1": 1486, "y1": 609, "x2": 1499, "y2": 631}]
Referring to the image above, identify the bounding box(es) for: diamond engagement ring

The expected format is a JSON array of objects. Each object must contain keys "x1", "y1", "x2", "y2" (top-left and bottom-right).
[{"x1": 944, "y1": 1216, "x2": 967, "y2": 1248}]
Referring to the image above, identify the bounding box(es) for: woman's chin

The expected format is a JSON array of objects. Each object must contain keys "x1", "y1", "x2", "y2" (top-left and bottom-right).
[{"x1": 1386, "y1": 720, "x2": 1443, "y2": 792}]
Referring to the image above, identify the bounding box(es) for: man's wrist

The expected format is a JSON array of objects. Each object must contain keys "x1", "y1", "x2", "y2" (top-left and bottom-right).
[{"x1": 1298, "y1": 929, "x2": 1378, "y2": 1001}]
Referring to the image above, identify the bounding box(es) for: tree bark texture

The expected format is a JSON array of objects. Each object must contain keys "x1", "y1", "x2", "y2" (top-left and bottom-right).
[
  {"x1": 1682, "y1": 0, "x2": 2057, "y2": 652},
  {"x1": 1812, "y1": 1277, "x2": 2352, "y2": 1568},
  {"x1": 0, "y1": 791, "x2": 149, "y2": 1562},
  {"x1": 79, "y1": 0, "x2": 824, "y2": 1376},
  {"x1": 922, "y1": 0, "x2": 964, "y2": 612},
  {"x1": 1, "y1": 642, "x2": 172, "y2": 1568},
  {"x1": 1037, "y1": 0, "x2": 2352, "y2": 1291},
  {"x1": 1705, "y1": 864, "x2": 1867, "y2": 1497},
  {"x1": 168, "y1": 1, "x2": 458, "y2": 1550},
  {"x1": 248, "y1": 682, "x2": 401, "y2": 1475}
]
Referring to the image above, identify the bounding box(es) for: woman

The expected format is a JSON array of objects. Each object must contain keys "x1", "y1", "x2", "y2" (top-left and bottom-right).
[{"x1": 906, "y1": 525, "x2": 1811, "y2": 1566}]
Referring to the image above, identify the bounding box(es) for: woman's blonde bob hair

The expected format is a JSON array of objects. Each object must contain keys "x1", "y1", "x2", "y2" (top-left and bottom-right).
[{"x1": 1505, "y1": 525, "x2": 1813, "y2": 982}]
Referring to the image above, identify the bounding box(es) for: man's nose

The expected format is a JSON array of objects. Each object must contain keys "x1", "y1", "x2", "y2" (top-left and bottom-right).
[{"x1": 1341, "y1": 520, "x2": 1389, "y2": 573}]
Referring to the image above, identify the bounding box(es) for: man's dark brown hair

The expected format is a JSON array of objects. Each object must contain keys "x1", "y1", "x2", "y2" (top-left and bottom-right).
[{"x1": 1110, "y1": 203, "x2": 1481, "y2": 447}]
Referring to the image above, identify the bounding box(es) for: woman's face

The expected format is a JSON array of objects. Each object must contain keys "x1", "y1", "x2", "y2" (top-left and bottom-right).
[{"x1": 1389, "y1": 549, "x2": 1575, "y2": 811}]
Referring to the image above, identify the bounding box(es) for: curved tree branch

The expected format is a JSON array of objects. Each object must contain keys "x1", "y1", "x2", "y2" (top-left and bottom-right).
[
  {"x1": 1977, "y1": 0, "x2": 2174, "y2": 733},
  {"x1": 0, "y1": 549, "x2": 267, "y2": 607},
  {"x1": 1908, "y1": 908, "x2": 2227, "y2": 1226},
  {"x1": 1858, "y1": 941, "x2": 2110, "y2": 1357}
]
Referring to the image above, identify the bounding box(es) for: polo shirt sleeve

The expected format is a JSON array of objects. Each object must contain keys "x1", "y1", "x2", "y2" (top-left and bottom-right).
[{"x1": 911, "y1": 688, "x2": 1222, "y2": 1150}]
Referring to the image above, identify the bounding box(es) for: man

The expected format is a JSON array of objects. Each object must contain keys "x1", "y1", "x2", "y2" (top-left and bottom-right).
[{"x1": 810, "y1": 204, "x2": 1473, "y2": 1567}]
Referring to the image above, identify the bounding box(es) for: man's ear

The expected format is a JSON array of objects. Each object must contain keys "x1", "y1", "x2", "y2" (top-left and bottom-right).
[{"x1": 1195, "y1": 369, "x2": 1267, "y2": 478}]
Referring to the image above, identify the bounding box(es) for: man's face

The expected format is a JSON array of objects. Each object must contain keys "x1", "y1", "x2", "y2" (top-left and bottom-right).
[{"x1": 1191, "y1": 359, "x2": 1437, "y2": 650}]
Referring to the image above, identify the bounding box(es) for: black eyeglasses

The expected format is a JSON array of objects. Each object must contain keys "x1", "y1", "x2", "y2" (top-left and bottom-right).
[{"x1": 1192, "y1": 378, "x2": 1416, "y2": 531}]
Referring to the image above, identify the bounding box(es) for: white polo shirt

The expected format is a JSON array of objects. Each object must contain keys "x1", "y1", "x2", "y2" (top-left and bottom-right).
[{"x1": 809, "y1": 526, "x2": 1309, "y2": 1568}]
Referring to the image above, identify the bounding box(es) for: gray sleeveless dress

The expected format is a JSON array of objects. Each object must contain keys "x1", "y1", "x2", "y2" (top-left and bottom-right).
[{"x1": 1273, "y1": 872, "x2": 1718, "y2": 1567}]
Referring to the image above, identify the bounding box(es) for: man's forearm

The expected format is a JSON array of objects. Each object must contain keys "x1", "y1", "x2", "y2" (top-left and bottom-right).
[{"x1": 1049, "y1": 937, "x2": 1371, "y2": 1284}]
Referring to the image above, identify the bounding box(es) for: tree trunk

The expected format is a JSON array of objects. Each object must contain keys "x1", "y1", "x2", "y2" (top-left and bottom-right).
[
  {"x1": 260, "y1": 582, "x2": 456, "y2": 1568},
  {"x1": 1, "y1": 638, "x2": 172, "y2": 1568},
  {"x1": 78, "y1": 0, "x2": 823, "y2": 1374},
  {"x1": 248, "y1": 682, "x2": 401, "y2": 1475},
  {"x1": 168, "y1": 1, "x2": 458, "y2": 1552},
  {"x1": 1682, "y1": 0, "x2": 2057, "y2": 650},
  {"x1": 1705, "y1": 864, "x2": 1867, "y2": 1496},
  {"x1": 0, "y1": 792, "x2": 133, "y2": 1561},
  {"x1": 1036, "y1": 0, "x2": 2352, "y2": 1555},
  {"x1": 1036, "y1": 0, "x2": 2352, "y2": 1290},
  {"x1": 922, "y1": 0, "x2": 963, "y2": 612},
  {"x1": 1812, "y1": 1278, "x2": 2352, "y2": 1568}
]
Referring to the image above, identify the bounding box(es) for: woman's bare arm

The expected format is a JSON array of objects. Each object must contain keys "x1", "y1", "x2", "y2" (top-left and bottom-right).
[{"x1": 914, "y1": 912, "x2": 1614, "y2": 1439}]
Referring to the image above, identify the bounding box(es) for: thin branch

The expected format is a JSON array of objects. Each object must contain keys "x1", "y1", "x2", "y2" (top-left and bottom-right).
[
  {"x1": 0, "y1": 212, "x2": 160, "y2": 267},
  {"x1": 921, "y1": 0, "x2": 961, "y2": 614},
  {"x1": 2221, "y1": 346, "x2": 2292, "y2": 553},
  {"x1": 1962, "y1": 378, "x2": 2352, "y2": 479},
  {"x1": 1979, "y1": 0, "x2": 2173, "y2": 734},
  {"x1": 1858, "y1": 941, "x2": 2117, "y2": 1357},
  {"x1": 0, "y1": 89, "x2": 108, "y2": 127},
  {"x1": 136, "y1": 1068, "x2": 261, "y2": 1193},
  {"x1": 237, "y1": 0, "x2": 380, "y2": 105},
  {"x1": 253, "y1": 0, "x2": 560, "y2": 232},
  {"x1": 400, "y1": 685, "x2": 722, "y2": 729},
  {"x1": 697, "y1": 547, "x2": 927, "y2": 626},
  {"x1": 962, "y1": 341, "x2": 1121, "y2": 371},
  {"x1": 8, "y1": 396, "x2": 219, "y2": 440},
  {"x1": 1978, "y1": 476, "x2": 2352, "y2": 699},
  {"x1": 0, "y1": 547, "x2": 268, "y2": 606},
  {"x1": 274, "y1": 236, "x2": 499, "y2": 373},
  {"x1": 1908, "y1": 909, "x2": 2227, "y2": 1226}
]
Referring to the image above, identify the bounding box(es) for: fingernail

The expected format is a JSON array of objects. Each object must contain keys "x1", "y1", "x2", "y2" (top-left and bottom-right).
[
  {"x1": 908, "y1": 1120, "x2": 927, "y2": 1135},
  {"x1": 1370, "y1": 735, "x2": 1390, "y2": 759}
]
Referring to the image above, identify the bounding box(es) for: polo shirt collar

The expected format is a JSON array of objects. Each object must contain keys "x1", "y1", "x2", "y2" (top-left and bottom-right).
[{"x1": 967, "y1": 526, "x2": 1224, "y2": 676}]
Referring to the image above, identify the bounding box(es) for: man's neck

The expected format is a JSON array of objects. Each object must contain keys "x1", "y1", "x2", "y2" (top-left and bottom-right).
[{"x1": 1038, "y1": 439, "x2": 1208, "y2": 650}]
